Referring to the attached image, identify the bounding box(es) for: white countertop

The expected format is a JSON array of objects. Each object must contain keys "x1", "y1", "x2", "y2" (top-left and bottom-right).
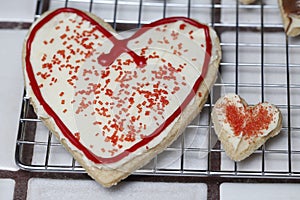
[
  {"x1": 0, "y1": 179, "x2": 15, "y2": 200},
  {"x1": 0, "y1": 0, "x2": 36, "y2": 172},
  {"x1": 0, "y1": 29, "x2": 27, "y2": 171},
  {"x1": 1, "y1": 1, "x2": 300, "y2": 200},
  {"x1": 27, "y1": 179, "x2": 207, "y2": 200},
  {"x1": 220, "y1": 183, "x2": 300, "y2": 200},
  {"x1": 0, "y1": 0, "x2": 36, "y2": 22}
]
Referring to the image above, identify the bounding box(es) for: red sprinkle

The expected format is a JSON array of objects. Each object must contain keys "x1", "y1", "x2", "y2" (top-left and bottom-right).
[
  {"x1": 105, "y1": 89, "x2": 113, "y2": 97},
  {"x1": 60, "y1": 33, "x2": 67, "y2": 39},
  {"x1": 179, "y1": 23, "x2": 186, "y2": 30},
  {"x1": 74, "y1": 132, "x2": 80, "y2": 140}
]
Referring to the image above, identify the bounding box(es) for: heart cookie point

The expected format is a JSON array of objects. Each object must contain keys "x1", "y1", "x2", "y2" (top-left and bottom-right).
[{"x1": 212, "y1": 94, "x2": 282, "y2": 161}]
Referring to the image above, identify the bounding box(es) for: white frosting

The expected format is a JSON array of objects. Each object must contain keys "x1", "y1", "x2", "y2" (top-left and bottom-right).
[
  {"x1": 26, "y1": 11, "x2": 218, "y2": 168},
  {"x1": 212, "y1": 93, "x2": 280, "y2": 151}
]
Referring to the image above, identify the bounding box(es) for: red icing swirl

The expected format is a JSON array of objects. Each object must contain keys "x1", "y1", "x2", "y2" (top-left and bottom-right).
[
  {"x1": 97, "y1": 39, "x2": 147, "y2": 67},
  {"x1": 25, "y1": 8, "x2": 212, "y2": 164}
]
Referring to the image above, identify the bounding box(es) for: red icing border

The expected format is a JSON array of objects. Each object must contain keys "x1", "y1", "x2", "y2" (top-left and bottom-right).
[{"x1": 25, "y1": 8, "x2": 212, "y2": 164}]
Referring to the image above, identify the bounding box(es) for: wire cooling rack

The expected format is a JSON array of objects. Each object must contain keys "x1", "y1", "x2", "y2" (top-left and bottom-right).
[{"x1": 16, "y1": 0, "x2": 300, "y2": 178}]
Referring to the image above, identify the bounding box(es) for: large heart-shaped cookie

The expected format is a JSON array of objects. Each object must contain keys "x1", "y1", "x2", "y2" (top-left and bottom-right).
[
  {"x1": 212, "y1": 94, "x2": 282, "y2": 161},
  {"x1": 23, "y1": 8, "x2": 221, "y2": 187}
]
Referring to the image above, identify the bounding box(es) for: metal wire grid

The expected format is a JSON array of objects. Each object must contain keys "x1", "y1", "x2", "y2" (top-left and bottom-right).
[{"x1": 15, "y1": 0, "x2": 300, "y2": 178}]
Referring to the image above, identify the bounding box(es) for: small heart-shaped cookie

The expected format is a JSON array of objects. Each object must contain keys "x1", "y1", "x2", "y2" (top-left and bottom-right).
[
  {"x1": 212, "y1": 94, "x2": 282, "y2": 161},
  {"x1": 23, "y1": 8, "x2": 221, "y2": 187}
]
